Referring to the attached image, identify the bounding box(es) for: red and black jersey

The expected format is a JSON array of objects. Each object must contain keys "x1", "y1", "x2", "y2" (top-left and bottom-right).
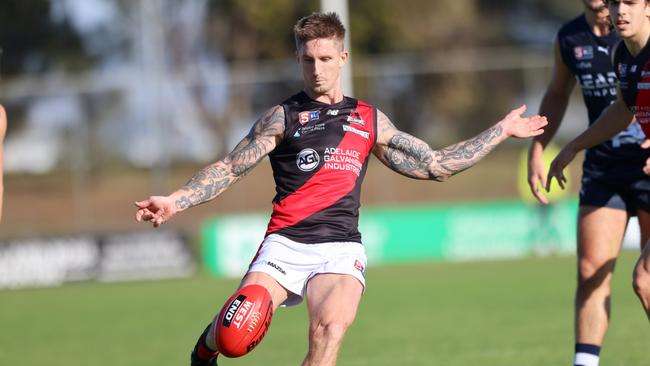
[
  {"x1": 614, "y1": 39, "x2": 650, "y2": 137},
  {"x1": 265, "y1": 91, "x2": 377, "y2": 244}
]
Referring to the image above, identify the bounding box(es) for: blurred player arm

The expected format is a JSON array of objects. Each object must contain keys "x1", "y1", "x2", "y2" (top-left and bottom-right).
[
  {"x1": 546, "y1": 94, "x2": 634, "y2": 190},
  {"x1": 135, "y1": 105, "x2": 285, "y2": 227},
  {"x1": 527, "y1": 38, "x2": 576, "y2": 203},
  {"x1": 373, "y1": 106, "x2": 547, "y2": 181}
]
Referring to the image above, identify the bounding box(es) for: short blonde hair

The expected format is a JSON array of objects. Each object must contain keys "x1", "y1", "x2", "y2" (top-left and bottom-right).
[{"x1": 293, "y1": 12, "x2": 345, "y2": 50}]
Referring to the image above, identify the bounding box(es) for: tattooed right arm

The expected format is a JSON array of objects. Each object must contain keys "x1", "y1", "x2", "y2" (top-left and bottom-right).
[{"x1": 172, "y1": 105, "x2": 285, "y2": 210}]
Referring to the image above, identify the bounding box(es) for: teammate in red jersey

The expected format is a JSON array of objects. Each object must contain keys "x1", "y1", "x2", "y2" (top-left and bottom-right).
[
  {"x1": 135, "y1": 12, "x2": 547, "y2": 366},
  {"x1": 548, "y1": 0, "x2": 650, "y2": 327}
]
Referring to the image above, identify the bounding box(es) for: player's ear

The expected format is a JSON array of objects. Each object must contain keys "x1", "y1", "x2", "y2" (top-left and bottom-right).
[{"x1": 340, "y1": 50, "x2": 349, "y2": 65}]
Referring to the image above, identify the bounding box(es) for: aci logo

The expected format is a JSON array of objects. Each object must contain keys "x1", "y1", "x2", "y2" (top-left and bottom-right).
[
  {"x1": 299, "y1": 111, "x2": 320, "y2": 125},
  {"x1": 296, "y1": 148, "x2": 320, "y2": 171}
]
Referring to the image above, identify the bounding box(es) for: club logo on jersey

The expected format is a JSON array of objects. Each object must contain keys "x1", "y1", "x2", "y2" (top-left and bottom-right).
[
  {"x1": 299, "y1": 111, "x2": 320, "y2": 125},
  {"x1": 574, "y1": 46, "x2": 593, "y2": 60},
  {"x1": 296, "y1": 148, "x2": 320, "y2": 171},
  {"x1": 342, "y1": 124, "x2": 369, "y2": 139},
  {"x1": 619, "y1": 63, "x2": 628, "y2": 78},
  {"x1": 346, "y1": 111, "x2": 365, "y2": 125}
]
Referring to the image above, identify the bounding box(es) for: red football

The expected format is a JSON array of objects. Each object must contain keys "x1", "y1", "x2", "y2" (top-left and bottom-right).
[{"x1": 214, "y1": 284, "x2": 274, "y2": 358}]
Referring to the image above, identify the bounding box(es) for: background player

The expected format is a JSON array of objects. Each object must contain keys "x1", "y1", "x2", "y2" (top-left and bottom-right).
[
  {"x1": 548, "y1": 0, "x2": 650, "y2": 330},
  {"x1": 527, "y1": 1, "x2": 649, "y2": 365},
  {"x1": 135, "y1": 12, "x2": 547, "y2": 366},
  {"x1": 0, "y1": 104, "x2": 6, "y2": 222}
]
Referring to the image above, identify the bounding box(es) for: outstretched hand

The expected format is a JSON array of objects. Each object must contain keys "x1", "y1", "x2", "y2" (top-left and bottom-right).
[
  {"x1": 134, "y1": 195, "x2": 177, "y2": 227},
  {"x1": 500, "y1": 105, "x2": 548, "y2": 138},
  {"x1": 545, "y1": 145, "x2": 577, "y2": 192}
]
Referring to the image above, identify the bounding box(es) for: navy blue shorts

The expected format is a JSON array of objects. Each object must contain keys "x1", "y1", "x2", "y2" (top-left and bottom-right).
[{"x1": 579, "y1": 175, "x2": 650, "y2": 214}]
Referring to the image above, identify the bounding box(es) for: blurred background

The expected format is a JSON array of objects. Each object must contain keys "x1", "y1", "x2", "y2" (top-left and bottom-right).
[
  {"x1": 3, "y1": 1, "x2": 650, "y2": 366},
  {"x1": 0, "y1": 0, "x2": 589, "y2": 237},
  {"x1": 1, "y1": 0, "x2": 612, "y2": 285}
]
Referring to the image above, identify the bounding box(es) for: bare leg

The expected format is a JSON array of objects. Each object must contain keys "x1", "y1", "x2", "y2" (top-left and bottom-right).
[
  {"x1": 575, "y1": 206, "x2": 628, "y2": 345},
  {"x1": 301, "y1": 274, "x2": 363, "y2": 366},
  {"x1": 633, "y1": 210, "x2": 650, "y2": 322}
]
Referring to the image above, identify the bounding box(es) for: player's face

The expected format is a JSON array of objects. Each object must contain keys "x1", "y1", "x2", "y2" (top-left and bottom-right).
[
  {"x1": 608, "y1": 0, "x2": 650, "y2": 39},
  {"x1": 297, "y1": 37, "x2": 348, "y2": 96},
  {"x1": 583, "y1": 0, "x2": 610, "y2": 25}
]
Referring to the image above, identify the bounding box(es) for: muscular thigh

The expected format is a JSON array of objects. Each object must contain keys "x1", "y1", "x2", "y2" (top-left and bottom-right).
[
  {"x1": 306, "y1": 274, "x2": 363, "y2": 325},
  {"x1": 578, "y1": 206, "x2": 629, "y2": 261}
]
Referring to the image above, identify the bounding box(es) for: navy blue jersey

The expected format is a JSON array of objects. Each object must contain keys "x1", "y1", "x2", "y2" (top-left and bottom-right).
[
  {"x1": 558, "y1": 15, "x2": 646, "y2": 178},
  {"x1": 265, "y1": 91, "x2": 377, "y2": 244}
]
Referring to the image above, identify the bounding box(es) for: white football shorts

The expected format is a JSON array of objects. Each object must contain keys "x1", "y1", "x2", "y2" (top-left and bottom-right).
[{"x1": 247, "y1": 233, "x2": 368, "y2": 307}]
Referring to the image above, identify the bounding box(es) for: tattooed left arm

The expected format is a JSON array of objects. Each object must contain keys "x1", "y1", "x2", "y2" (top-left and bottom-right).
[{"x1": 373, "y1": 106, "x2": 547, "y2": 181}]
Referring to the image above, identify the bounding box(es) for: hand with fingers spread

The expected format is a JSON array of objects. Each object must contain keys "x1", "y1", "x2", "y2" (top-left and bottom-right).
[
  {"x1": 134, "y1": 195, "x2": 178, "y2": 227},
  {"x1": 545, "y1": 143, "x2": 577, "y2": 192},
  {"x1": 499, "y1": 105, "x2": 548, "y2": 139}
]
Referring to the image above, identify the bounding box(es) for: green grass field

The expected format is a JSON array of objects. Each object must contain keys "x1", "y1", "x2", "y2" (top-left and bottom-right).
[{"x1": 1, "y1": 251, "x2": 648, "y2": 366}]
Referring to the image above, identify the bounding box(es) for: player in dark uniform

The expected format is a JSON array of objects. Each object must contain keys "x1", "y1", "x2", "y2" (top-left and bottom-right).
[
  {"x1": 548, "y1": 0, "x2": 650, "y2": 338},
  {"x1": 135, "y1": 12, "x2": 547, "y2": 366},
  {"x1": 527, "y1": 1, "x2": 649, "y2": 365}
]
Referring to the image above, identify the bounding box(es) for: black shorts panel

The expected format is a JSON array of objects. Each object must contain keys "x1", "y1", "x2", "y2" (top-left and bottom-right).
[{"x1": 579, "y1": 175, "x2": 650, "y2": 214}]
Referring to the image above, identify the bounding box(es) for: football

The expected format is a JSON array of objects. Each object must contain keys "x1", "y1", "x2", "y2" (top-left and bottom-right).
[{"x1": 214, "y1": 284, "x2": 274, "y2": 358}]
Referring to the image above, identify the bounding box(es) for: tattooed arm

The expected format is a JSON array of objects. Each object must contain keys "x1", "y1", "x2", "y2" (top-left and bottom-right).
[
  {"x1": 134, "y1": 105, "x2": 285, "y2": 227},
  {"x1": 373, "y1": 105, "x2": 547, "y2": 181}
]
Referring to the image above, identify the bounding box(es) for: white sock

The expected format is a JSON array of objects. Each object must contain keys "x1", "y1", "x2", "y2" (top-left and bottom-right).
[{"x1": 574, "y1": 352, "x2": 599, "y2": 366}]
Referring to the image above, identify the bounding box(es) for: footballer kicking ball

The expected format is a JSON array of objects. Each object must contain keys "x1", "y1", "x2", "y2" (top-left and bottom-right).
[{"x1": 214, "y1": 284, "x2": 274, "y2": 358}]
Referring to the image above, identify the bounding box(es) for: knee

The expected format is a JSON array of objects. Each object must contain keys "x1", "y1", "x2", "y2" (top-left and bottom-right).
[
  {"x1": 310, "y1": 320, "x2": 350, "y2": 344},
  {"x1": 577, "y1": 256, "x2": 614, "y2": 291}
]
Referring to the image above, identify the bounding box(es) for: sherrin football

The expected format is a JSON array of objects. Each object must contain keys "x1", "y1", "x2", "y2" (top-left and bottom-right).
[{"x1": 214, "y1": 284, "x2": 274, "y2": 358}]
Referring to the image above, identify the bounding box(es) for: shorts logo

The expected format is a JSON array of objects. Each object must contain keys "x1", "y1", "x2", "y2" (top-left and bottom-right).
[
  {"x1": 265, "y1": 260, "x2": 286, "y2": 275},
  {"x1": 297, "y1": 148, "x2": 320, "y2": 171},
  {"x1": 574, "y1": 46, "x2": 593, "y2": 60},
  {"x1": 299, "y1": 111, "x2": 320, "y2": 125},
  {"x1": 354, "y1": 259, "x2": 365, "y2": 272}
]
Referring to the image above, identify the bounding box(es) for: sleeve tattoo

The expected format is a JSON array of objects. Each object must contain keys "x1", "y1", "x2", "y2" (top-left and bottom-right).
[
  {"x1": 383, "y1": 125, "x2": 503, "y2": 181},
  {"x1": 174, "y1": 106, "x2": 284, "y2": 209}
]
